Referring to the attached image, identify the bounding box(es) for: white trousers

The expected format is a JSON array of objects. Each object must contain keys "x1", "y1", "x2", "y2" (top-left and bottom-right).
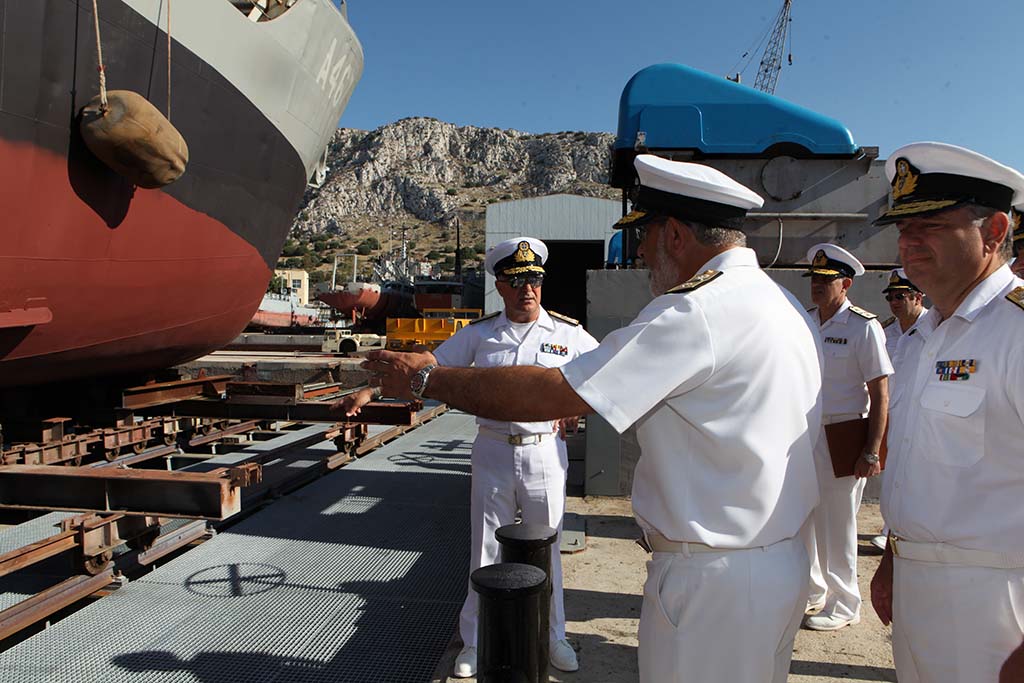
[
  {"x1": 806, "y1": 430, "x2": 866, "y2": 620},
  {"x1": 458, "y1": 432, "x2": 568, "y2": 647},
  {"x1": 892, "y1": 558, "x2": 1024, "y2": 683},
  {"x1": 638, "y1": 536, "x2": 808, "y2": 683}
]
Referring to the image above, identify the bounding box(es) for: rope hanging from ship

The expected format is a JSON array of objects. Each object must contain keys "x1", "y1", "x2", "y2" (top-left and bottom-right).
[{"x1": 79, "y1": 0, "x2": 188, "y2": 189}]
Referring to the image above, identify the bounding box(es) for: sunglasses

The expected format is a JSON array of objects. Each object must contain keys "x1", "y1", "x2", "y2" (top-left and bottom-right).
[
  {"x1": 885, "y1": 292, "x2": 912, "y2": 301},
  {"x1": 498, "y1": 274, "x2": 544, "y2": 289}
]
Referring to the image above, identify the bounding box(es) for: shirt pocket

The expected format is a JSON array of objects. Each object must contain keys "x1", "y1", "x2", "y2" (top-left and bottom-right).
[
  {"x1": 823, "y1": 344, "x2": 852, "y2": 379},
  {"x1": 917, "y1": 383, "x2": 986, "y2": 467},
  {"x1": 534, "y1": 350, "x2": 568, "y2": 368}
]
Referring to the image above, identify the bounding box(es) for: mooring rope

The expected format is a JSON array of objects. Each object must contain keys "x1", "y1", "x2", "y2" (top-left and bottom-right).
[
  {"x1": 166, "y1": 0, "x2": 172, "y2": 121},
  {"x1": 91, "y1": 0, "x2": 108, "y2": 112}
]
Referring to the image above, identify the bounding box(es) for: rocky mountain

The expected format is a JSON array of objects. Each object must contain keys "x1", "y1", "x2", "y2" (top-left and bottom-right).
[{"x1": 283, "y1": 117, "x2": 617, "y2": 280}]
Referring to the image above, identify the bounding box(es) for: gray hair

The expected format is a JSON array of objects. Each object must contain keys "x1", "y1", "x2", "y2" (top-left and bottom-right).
[
  {"x1": 964, "y1": 204, "x2": 1012, "y2": 261},
  {"x1": 685, "y1": 221, "x2": 746, "y2": 248}
]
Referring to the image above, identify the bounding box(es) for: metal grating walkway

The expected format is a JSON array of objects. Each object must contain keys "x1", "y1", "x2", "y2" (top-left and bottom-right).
[{"x1": 0, "y1": 410, "x2": 477, "y2": 683}]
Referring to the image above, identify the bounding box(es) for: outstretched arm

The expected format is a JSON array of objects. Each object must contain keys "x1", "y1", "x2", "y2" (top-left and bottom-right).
[{"x1": 362, "y1": 349, "x2": 593, "y2": 422}]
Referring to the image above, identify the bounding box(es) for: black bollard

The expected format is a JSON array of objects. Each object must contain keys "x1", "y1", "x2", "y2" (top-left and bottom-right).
[
  {"x1": 471, "y1": 562, "x2": 547, "y2": 683},
  {"x1": 495, "y1": 523, "x2": 557, "y2": 681}
]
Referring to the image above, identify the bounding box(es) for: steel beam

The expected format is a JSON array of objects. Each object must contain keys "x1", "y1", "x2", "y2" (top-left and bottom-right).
[
  {"x1": 0, "y1": 570, "x2": 115, "y2": 641},
  {"x1": 146, "y1": 399, "x2": 420, "y2": 425},
  {"x1": 0, "y1": 464, "x2": 260, "y2": 520},
  {"x1": 121, "y1": 375, "x2": 234, "y2": 410}
]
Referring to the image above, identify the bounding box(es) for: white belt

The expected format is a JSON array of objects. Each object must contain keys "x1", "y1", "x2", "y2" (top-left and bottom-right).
[
  {"x1": 641, "y1": 532, "x2": 790, "y2": 555},
  {"x1": 890, "y1": 534, "x2": 1024, "y2": 569},
  {"x1": 478, "y1": 427, "x2": 551, "y2": 446},
  {"x1": 823, "y1": 412, "x2": 867, "y2": 425}
]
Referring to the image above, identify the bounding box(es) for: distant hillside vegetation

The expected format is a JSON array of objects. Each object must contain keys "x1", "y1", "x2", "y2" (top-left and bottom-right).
[{"x1": 283, "y1": 117, "x2": 616, "y2": 284}]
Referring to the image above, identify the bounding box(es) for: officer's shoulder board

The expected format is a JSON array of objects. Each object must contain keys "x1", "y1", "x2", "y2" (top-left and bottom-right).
[
  {"x1": 666, "y1": 270, "x2": 722, "y2": 294},
  {"x1": 548, "y1": 311, "x2": 580, "y2": 326},
  {"x1": 849, "y1": 305, "x2": 877, "y2": 320},
  {"x1": 1006, "y1": 286, "x2": 1024, "y2": 311},
  {"x1": 469, "y1": 311, "x2": 500, "y2": 325},
  {"x1": 881, "y1": 315, "x2": 897, "y2": 328}
]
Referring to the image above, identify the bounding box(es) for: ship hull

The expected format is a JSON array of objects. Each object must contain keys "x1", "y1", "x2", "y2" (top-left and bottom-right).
[{"x1": 0, "y1": 0, "x2": 362, "y2": 386}]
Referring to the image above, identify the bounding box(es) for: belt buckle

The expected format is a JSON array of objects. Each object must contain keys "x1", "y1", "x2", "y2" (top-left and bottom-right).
[
  {"x1": 889, "y1": 533, "x2": 901, "y2": 557},
  {"x1": 508, "y1": 434, "x2": 524, "y2": 445}
]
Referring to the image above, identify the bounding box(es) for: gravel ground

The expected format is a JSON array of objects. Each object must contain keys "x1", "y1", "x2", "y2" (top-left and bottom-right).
[{"x1": 437, "y1": 495, "x2": 895, "y2": 683}]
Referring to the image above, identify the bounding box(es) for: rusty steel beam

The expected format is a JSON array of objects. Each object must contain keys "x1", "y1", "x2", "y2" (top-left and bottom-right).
[
  {"x1": 0, "y1": 569, "x2": 115, "y2": 641},
  {"x1": 135, "y1": 520, "x2": 210, "y2": 566},
  {"x1": 146, "y1": 399, "x2": 420, "y2": 425},
  {"x1": 121, "y1": 375, "x2": 234, "y2": 410},
  {"x1": 0, "y1": 464, "x2": 260, "y2": 520},
  {"x1": 0, "y1": 530, "x2": 78, "y2": 578}
]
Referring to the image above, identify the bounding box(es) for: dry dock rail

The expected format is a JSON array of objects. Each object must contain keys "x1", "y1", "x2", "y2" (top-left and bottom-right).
[{"x1": 0, "y1": 409, "x2": 475, "y2": 683}]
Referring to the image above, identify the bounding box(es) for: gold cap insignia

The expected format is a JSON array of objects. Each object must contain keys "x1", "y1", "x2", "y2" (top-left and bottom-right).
[
  {"x1": 889, "y1": 271, "x2": 900, "y2": 285},
  {"x1": 892, "y1": 158, "x2": 919, "y2": 201},
  {"x1": 812, "y1": 250, "x2": 828, "y2": 268},
  {"x1": 515, "y1": 240, "x2": 537, "y2": 263}
]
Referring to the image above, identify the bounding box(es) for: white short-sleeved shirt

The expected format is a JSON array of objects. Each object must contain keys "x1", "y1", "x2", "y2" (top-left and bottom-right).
[
  {"x1": 811, "y1": 299, "x2": 893, "y2": 417},
  {"x1": 883, "y1": 308, "x2": 928, "y2": 408},
  {"x1": 561, "y1": 248, "x2": 822, "y2": 548},
  {"x1": 881, "y1": 266, "x2": 1024, "y2": 553},
  {"x1": 883, "y1": 316, "x2": 902, "y2": 361},
  {"x1": 433, "y1": 307, "x2": 599, "y2": 435}
]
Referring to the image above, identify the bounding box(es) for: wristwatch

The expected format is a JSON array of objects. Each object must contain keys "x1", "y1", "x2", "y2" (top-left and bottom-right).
[
  {"x1": 862, "y1": 452, "x2": 880, "y2": 465},
  {"x1": 410, "y1": 364, "x2": 437, "y2": 400}
]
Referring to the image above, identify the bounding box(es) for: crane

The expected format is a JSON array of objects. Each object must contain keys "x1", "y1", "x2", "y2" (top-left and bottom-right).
[{"x1": 728, "y1": 0, "x2": 793, "y2": 95}]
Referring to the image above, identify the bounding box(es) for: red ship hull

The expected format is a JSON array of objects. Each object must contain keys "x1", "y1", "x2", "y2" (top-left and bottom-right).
[
  {"x1": 0, "y1": 0, "x2": 359, "y2": 387},
  {"x1": 0, "y1": 140, "x2": 268, "y2": 386}
]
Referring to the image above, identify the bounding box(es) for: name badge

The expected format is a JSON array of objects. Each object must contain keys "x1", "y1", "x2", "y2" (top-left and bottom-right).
[
  {"x1": 935, "y1": 359, "x2": 976, "y2": 381},
  {"x1": 540, "y1": 343, "x2": 568, "y2": 356},
  {"x1": 824, "y1": 336, "x2": 848, "y2": 345}
]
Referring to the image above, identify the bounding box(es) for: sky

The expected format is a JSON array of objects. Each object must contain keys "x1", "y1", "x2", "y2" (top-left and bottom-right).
[{"x1": 339, "y1": 0, "x2": 1024, "y2": 170}]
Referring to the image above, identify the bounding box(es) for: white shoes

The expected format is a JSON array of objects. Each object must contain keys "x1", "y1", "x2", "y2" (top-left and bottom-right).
[
  {"x1": 453, "y1": 646, "x2": 476, "y2": 678},
  {"x1": 550, "y1": 638, "x2": 579, "y2": 672},
  {"x1": 804, "y1": 612, "x2": 861, "y2": 631},
  {"x1": 805, "y1": 596, "x2": 827, "y2": 615},
  {"x1": 870, "y1": 535, "x2": 888, "y2": 551},
  {"x1": 455, "y1": 640, "x2": 579, "y2": 676}
]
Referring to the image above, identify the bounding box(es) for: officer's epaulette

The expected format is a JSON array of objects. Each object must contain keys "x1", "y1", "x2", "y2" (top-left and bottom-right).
[
  {"x1": 548, "y1": 311, "x2": 580, "y2": 326},
  {"x1": 666, "y1": 270, "x2": 722, "y2": 294},
  {"x1": 1006, "y1": 286, "x2": 1024, "y2": 311},
  {"x1": 881, "y1": 316, "x2": 897, "y2": 328},
  {"x1": 849, "y1": 305, "x2": 877, "y2": 320},
  {"x1": 469, "y1": 311, "x2": 501, "y2": 325}
]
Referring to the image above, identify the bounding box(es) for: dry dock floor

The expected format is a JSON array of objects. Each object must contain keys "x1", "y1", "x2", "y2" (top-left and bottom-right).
[{"x1": 440, "y1": 498, "x2": 894, "y2": 683}]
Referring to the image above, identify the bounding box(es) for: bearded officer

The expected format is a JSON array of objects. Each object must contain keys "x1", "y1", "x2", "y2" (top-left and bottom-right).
[
  {"x1": 871, "y1": 269, "x2": 928, "y2": 550},
  {"x1": 362, "y1": 154, "x2": 823, "y2": 683},
  {"x1": 868, "y1": 142, "x2": 1024, "y2": 683},
  {"x1": 441, "y1": 237, "x2": 597, "y2": 678},
  {"x1": 802, "y1": 243, "x2": 892, "y2": 631}
]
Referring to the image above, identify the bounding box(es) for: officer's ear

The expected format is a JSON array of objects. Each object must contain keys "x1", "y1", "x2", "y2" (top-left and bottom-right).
[{"x1": 980, "y1": 211, "x2": 1009, "y2": 255}]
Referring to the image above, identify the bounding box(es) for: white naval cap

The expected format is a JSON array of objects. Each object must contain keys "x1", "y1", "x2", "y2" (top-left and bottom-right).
[
  {"x1": 882, "y1": 267, "x2": 920, "y2": 292},
  {"x1": 614, "y1": 154, "x2": 764, "y2": 231},
  {"x1": 874, "y1": 142, "x2": 1024, "y2": 225},
  {"x1": 484, "y1": 237, "x2": 548, "y2": 277},
  {"x1": 803, "y1": 242, "x2": 865, "y2": 278}
]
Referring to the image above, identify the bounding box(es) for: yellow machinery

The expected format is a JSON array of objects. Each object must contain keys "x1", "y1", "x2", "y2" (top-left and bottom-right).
[{"x1": 385, "y1": 308, "x2": 482, "y2": 351}]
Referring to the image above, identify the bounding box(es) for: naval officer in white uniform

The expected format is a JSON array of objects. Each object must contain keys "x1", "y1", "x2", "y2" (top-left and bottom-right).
[
  {"x1": 868, "y1": 142, "x2": 1024, "y2": 683},
  {"x1": 438, "y1": 237, "x2": 597, "y2": 678},
  {"x1": 362, "y1": 154, "x2": 824, "y2": 683},
  {"x1": 871, "y1": 269, "x2": 928, "y2": 551},
  {"x1": 802, "y1": 243, "x2": 892, "y2": 631}
]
